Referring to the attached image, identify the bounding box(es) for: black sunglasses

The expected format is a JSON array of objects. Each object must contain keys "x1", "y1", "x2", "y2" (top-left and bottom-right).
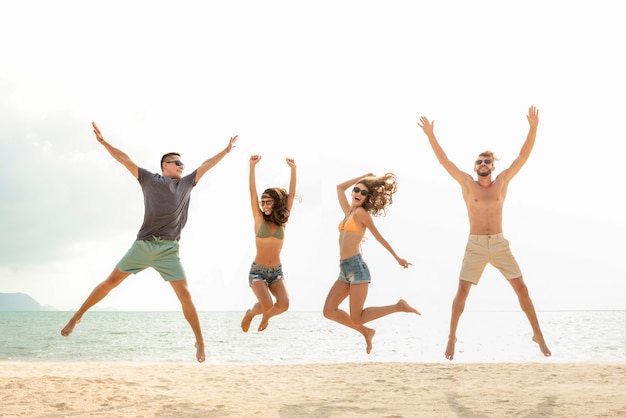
[
  {"x1": 475, "y1": 159, "x2": 492, "y2": 165},
  {"x1": 352, "y1": 186, "x2": 369, "y2": 196},
  {"x1": 166, "y1": 160, "x2": 185, "y2": 167}
]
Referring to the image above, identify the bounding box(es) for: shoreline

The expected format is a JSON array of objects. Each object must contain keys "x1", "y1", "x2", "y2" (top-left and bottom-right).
[{"x1": 2, "y1": 362, "x2": 625, "y2": 417}]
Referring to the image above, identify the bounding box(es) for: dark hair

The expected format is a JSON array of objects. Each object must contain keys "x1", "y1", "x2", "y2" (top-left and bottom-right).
[
  {"x1": 356, "y1": 172, "x2": 398, "y2": 217},
  {"x1": 261, "y1": 187, "x2": 291, "y2": 226},
  {"x1": 160, "y1": 152, "x2": 181, "y2": 170}
]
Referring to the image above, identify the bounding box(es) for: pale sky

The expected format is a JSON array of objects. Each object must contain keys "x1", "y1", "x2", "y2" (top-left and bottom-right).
[{"x1": 1, "y1": 1, "x2": 625, "y2": 314}]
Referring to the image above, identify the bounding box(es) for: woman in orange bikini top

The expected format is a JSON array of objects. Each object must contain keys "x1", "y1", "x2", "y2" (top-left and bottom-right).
[
  {"x1": 338, "y1": 212, "x2": 359, "y2": 232},
  {"x1": 323, "y1": 172, "x2": 420, "y2": 354},
  {"x1": 241, "y1": 155, "x2": 297, "y2": 334}
]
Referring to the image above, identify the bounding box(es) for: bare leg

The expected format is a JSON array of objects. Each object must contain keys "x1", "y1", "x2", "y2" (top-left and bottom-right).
[
  {"x1": 240, "y1": 309, "x2": 255, "y2": 333},
  {"x1": 258, "y1": 280, "x2": 289, "y2": 332},
  {"x1": 169, "y1": 280, "x2": 205, "y2": 363},
  {"x1": 508, "y1": 277, "x2": 552, "y2": 357},
  {"x1": 323, "y1": 281, "x2": 376, "y2": 354},
  {"x1": 348, "y1": 284, "x2": 420, "y2": 326},
  {"x1": 323, "y1": 281, "x2": 420, "y2": 354},
  {"x1": 241, "y1": 281, "x2": 274, "y2": 332},
  {"x1": 446, "y1": 280, "x2": 472, "y2": 361},
  {"x1": 61, "y1": 268, "x2": 130, "y2": 336}
]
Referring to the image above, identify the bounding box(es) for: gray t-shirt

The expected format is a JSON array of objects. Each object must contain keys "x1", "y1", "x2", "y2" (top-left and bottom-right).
[{"x1": 135, "y1": 167, "x2": 198, "y2": 241}]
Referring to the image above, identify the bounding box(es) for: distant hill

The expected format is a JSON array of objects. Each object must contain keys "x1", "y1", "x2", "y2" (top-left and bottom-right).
[{"x1": 0, "y1": 293, "x2": 46, "y2": 311}]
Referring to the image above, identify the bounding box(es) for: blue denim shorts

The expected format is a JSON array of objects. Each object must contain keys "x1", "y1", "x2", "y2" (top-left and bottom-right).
[
  {"x1": 337, "y1": 253, "x2": 371, "y2": 284},
  {"x1": 248, "y1": 262, "x2": 285, "y2": 286}
]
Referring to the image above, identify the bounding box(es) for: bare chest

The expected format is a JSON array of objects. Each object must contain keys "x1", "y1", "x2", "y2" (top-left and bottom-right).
[{"x1": 467, "y1": 181, "x2": 504, "y2": 205}]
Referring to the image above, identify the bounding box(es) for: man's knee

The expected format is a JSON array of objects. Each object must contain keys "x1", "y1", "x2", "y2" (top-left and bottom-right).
[
  {"x1": 456, "y1": 280, "x2": 472, "y2": 297},
  {"x1": 104, "y1": 269, "x2": 129, "y2": 288},
  {"x1": 510, "y1": 277, "x2": 529, "y2": 297},
  {"x1": 170, "y1": 281, "x2": 193, "y2": 301}
]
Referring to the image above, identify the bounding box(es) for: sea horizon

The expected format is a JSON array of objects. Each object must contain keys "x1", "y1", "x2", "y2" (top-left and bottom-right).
[{"x1": 2, "y1": 310, "x2": 625, "y2": 364}]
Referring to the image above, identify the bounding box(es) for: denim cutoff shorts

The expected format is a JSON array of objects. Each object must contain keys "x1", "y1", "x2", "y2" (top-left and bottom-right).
[
  {"x1": 337, "y1": 253, "x2": 371, "y2": 284},
  {"x1": 248, "y1": 262, "x2": 284, "y2": 286}
]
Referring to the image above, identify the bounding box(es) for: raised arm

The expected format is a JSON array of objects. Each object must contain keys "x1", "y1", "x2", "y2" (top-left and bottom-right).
[
  {"x1": 285, "y1": 158, "x2": 297, "y2": 212},
  {"x1": 195, "y1": 135, "x2": 238, "y2": 183},
  {"x1": 336, "y1": 173, "x2": 373, "y2": 214},
  {"x1": 417, "y1": 117, "x2": 469, "y2": 184},
  {"x1": 249, "y1": 155, "x2": 263, "y2": 223},
  {"x1": 92, "y1": 122, "x2": 139, "y2": 178},
  {"x1": 499, "y1": 106, "x2": 539, "y2": 182}
]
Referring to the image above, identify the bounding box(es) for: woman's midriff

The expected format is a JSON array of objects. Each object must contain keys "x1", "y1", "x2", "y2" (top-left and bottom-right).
[
  {"x1": 254, "y1": 238, "x2": 284, "y2": 267},
  {"x1": 338, "y1": 231, "x2": 364, "y2": 260}
]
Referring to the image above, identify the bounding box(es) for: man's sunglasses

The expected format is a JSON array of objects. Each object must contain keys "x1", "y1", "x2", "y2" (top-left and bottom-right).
[
  {"x1": 166, "y1": 160, "x2": 185, "y2": 167},
  {"x1": 475, "y1": 159, "x2": 492, "y2": 165},
  {"x1": 352, "y1": 186, "x2": 369, "y2": 196}
]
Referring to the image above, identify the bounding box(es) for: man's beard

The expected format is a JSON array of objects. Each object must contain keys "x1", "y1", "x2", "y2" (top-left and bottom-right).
[{"x1": 477, "y1": 169, "x2": 491, "y2": 177}]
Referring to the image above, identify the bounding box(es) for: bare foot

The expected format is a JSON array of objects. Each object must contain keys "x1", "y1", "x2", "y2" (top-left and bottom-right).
[
  {"x1": 397, "y1": 299, "x2": 421, "y2": 315},
  {"x1": 258, "y1": 315, "x2": 269, "y2": 332},
  {"x1": 61, "y1": 316, "x2": 80, "y2": 337},
  {"x1": 445, "y1": 337, "x2": 457, "y2": 360},
  {"x1": 364, "y1": 327, "x2": 376, "y2": 354},
  {"x1": 533, "y1": 335, "x2": 552, "y2": 357},
  {"x1": 195, "y1": 341, "x2": 206, "y2": 363},
  {"x1": 240, "y1": 310, "x2": 253, "y2": 333}
]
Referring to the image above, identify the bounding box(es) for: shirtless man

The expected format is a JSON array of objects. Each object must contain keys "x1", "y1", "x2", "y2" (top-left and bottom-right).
[
  {"x1": 417, "y1": 106, "x2": 551, "y2": 360},
  {"x1": 61, "y1": 122, "x2": 238, "y2": 363}
]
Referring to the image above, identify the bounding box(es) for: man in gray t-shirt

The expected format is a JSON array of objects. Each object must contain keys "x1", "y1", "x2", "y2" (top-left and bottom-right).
[{"x1": 61, "y1": 122, "x2": 238, "y2": 363}]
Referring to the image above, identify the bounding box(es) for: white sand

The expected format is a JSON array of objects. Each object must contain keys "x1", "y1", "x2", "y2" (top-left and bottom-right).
[{"x1": 1, "y1": 362, "x2": 624, "y2": 417}]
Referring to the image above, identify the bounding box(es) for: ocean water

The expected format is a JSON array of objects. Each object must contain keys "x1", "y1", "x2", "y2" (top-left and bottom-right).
[{"x1": 0, "y1": 310, "x2": 624, "y2": 364}]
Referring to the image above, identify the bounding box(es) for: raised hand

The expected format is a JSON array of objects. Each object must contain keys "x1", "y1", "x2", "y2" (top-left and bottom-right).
[
  {"x1": 92, "y1": 121, "x2": 105, "y2": 144},
  {"x1": 417, "y1": 116, "x2": 435, "y2": 136},
  {"x1": 526, "y1": 106, "x2": 539, "y2": 128},
  {"x1": 226, "y1": 135, "x2": 238, "y2": 152}
]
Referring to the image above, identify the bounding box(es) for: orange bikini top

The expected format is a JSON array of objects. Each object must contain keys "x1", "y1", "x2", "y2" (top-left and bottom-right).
[{"x1": 338, "y1": 213, "x2": 359, "y2": 232}]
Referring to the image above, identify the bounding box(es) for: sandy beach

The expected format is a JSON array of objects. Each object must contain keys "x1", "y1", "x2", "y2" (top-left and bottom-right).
[{"x1": 1, "y1": 362, "x2": 625, "y2": 417}]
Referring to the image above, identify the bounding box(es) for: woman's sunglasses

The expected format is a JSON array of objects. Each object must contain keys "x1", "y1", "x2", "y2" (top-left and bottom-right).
[{"x1": 352, "y1": 187, "x2": 369, "y2": 196}]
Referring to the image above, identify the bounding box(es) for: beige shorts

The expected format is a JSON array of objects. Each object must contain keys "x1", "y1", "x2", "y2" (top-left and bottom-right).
[{"x1": 459, "y1": 233, "x2": 522, "y2": 284}]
